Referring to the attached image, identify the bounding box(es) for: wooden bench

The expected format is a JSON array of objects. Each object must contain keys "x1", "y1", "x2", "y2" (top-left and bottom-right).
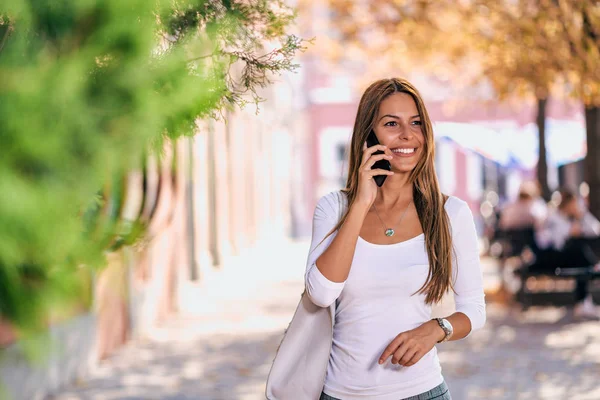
[
  {"x1": 491, "y1": 227, "x2": 600, "y2": 310},
  {"x1": 513, "y1": 264, "x2": 600, "y2": 310}
]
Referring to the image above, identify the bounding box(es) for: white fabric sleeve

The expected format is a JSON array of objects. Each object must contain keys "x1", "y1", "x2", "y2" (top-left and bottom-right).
[
  {"x1": 536, "y1": 212, "x2": 570, "y2": 250},
  {"x1": 304, "y1": 193, "x2": 346, "y2": 308},
  {"x1": 581, "y1": 212, "x2": 600, "y2": 237},
  {"x1": 534, "y1": 215, "x2": 553, "y2": 250},
  {"x1": 451, "y1": 201, "x2": 486, "y2": 335}
]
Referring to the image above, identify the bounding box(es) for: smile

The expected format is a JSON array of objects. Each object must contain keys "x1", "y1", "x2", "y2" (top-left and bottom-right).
[{"x1": 391, "y1": 148, "x2": 416, "y2": 155}]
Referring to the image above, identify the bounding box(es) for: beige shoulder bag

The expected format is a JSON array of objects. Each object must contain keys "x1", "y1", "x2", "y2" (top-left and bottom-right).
[{"x1": 265, "y1": 291, "x2": 335, "y2": 400}]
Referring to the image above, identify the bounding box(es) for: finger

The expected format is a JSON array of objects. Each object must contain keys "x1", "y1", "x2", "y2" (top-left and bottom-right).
[
  {"x1": 404, "y1": 350, "x2": 425, "y2": 367},
  {"x1": 378, "y1": 147, "x2": 394, "y2": 158},
  {"x1": 364, "y1": 143, "x2": 387, "y2": 152},
  {"x1": 363, "y1": 141, "x2": 367, "y2": 151},
  {"x1": 367, "y1": 169, "x2": 394, "y2": 178},
  {"x1": 379, "y1": 336, "x2": 403, "y2": 364},
  {"x1": 391, "y1": 342, "x2": 411, "y2": 365},
  {"x1": 360, "y1": 145, "x2": 387, "y2": 167},
  {"x1": 365, "y1": 153, "x2": 393, "y2": 169},
  {"x1": 399, "y1": 347, "x2": 419, "y2": 366}
]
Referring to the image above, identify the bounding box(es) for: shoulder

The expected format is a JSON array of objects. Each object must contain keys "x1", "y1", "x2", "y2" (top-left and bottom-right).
[
  {"x1": 315, "y1": 190, "x2": 348, "y2": 221},
  {"x1": 444, "y1": 195, "x2": 474, "y2": 225},
  {"x1": 444, "y1": 195, "x2": 469, "y2": 216}
]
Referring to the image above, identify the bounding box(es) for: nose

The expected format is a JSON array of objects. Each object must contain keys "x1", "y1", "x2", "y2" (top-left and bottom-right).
[{"x1": 397, "y1": 121, "x2": 413, "y2": 139}]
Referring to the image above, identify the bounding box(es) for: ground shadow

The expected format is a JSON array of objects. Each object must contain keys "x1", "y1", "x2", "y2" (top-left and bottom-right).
[
  {"x1": 441, "y1": 303, "x2": 600, "y2": 400},
  {"x1": 47, "y1": 329, "x2": 287, "y2": 400}
]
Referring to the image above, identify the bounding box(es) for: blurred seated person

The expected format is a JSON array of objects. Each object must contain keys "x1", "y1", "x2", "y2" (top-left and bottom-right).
[
  {"x1": 534, "y1": 188, "x2": 600, "y2": 318},
  {"x1": 496, "y1": 181, "x2": 547, "y2": 256},
  {"x1": 498, "y1": 180, "x2": 547, "y2": 231}
]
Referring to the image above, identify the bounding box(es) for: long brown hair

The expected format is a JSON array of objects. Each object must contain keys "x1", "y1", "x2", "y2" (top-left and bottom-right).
[{"x1": 323, "y1": 78, "x2": 453, "y2": 304}]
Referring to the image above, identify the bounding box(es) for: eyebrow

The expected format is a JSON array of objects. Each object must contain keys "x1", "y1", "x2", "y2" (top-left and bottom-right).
[{"x1": 378, "y1": 114, "x2": 421, "y2": 121}]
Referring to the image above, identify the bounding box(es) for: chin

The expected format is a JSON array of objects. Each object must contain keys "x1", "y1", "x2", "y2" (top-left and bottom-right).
[
  {"x1": 390, "y1": 168, "x2": 416, "y2": 176},
  {"x1": 390, "y1": 163, "x2": 418, "y2": 174}
]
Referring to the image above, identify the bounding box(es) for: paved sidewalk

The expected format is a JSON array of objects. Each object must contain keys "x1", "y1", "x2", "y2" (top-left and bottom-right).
[{"x1": 51, "y1": 240, "x2": 600, "y2": 400}]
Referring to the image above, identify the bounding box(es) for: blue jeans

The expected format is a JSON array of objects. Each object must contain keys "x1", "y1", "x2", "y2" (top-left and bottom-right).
[{"x1": 320, "y1": 381, "x2": 451, "y2": 400}]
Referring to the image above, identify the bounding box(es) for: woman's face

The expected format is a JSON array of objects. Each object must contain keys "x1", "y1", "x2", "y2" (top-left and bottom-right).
[{"x1": 372, "y1": 92, "x2": 425, "y2": 174}]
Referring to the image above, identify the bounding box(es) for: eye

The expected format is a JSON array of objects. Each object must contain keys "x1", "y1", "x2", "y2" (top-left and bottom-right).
[
  {"x1": 384, "y1": 121, "x2": 398, "y2": 127},
  {"x1": 411, "y1": 120, "x2": 422, "y2": 126}
]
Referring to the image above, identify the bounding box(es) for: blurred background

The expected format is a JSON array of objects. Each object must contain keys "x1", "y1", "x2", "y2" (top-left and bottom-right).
[{"x1": 1, "y1": 1, "x2": 599, "y2": 399}]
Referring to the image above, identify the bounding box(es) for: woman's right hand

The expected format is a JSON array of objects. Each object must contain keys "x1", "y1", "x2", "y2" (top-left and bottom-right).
[{"x1": 356, "y1": 143, "x2": 394, "y2": 208}]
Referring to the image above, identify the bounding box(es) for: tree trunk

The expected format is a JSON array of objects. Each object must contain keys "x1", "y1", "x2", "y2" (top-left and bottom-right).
[
  {"x1": 585, "y1": 105, "x2": 600, "y2": 219},
  {"x1": 536, "y1": 97, "x2": 551, "y2": 201}
]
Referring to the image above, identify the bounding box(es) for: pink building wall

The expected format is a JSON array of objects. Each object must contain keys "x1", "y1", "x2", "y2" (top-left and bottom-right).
[{"x1": 303, "y1": 66, "x2": 584, "y2": 222}]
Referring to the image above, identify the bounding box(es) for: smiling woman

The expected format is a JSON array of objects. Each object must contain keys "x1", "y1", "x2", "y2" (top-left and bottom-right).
[
  {"x1": 374, "y1": 92, "x2": 424, "y2": 174},
  {"x1": 266, "y1": 78, "x2": 486, "y2": 400}
]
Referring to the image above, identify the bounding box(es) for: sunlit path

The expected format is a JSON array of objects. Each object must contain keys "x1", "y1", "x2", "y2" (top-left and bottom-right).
[{"x1": 50, "y1": 241, "x2": 600, "y2": 400}]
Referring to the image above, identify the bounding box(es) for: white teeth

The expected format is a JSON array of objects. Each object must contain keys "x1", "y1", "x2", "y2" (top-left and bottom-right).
[{"x1": 392, "y1": 148, "x2": 415, "y2": 154}]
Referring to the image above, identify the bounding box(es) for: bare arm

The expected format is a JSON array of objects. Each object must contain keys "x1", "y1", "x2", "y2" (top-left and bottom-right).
[
  {"x1": 439, "y1": 312, "x2": 473, "y2": 341},
  {"x1": 315, "y1": 143, "x2": 394, "y2": 283},
  {"x1": 304, "y1": 143, "x2": 394, "y2": 307}
]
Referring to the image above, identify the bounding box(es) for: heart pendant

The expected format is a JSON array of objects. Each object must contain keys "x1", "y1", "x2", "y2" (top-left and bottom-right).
[{"x1": 385, "y1": 229, "x2": 395, "y2": 237}]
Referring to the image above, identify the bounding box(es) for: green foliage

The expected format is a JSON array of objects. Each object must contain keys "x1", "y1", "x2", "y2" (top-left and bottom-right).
[
  {"x1": 0, "y1": 0, "x2": 304, "y2": 336},
  {"x1": 160, "y1": 0, "x2": 305, "y2": 119}
]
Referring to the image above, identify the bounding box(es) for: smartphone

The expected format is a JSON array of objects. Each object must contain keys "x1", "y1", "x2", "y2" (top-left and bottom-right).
[{"x1": 366, "y1": 131, "x2": 391, "y2": 187}]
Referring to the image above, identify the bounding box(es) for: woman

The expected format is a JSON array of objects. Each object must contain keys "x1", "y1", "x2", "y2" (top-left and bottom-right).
[
  {"x1": 534, "y1": 188, "x2": 600, "y2": 318},
  {"x1": 305, "y1": 78, "x2": 486, "y2": 400}
]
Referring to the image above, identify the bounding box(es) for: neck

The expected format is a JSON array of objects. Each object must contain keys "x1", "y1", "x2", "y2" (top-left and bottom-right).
[{"x1": 376, "y1": 172, "x2": 413, "y2": 209}]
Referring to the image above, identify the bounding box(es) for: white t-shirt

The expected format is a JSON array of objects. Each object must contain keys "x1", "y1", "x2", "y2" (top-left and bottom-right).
[
  {"x1": 305, "y1": 191, "x2": 486, "y2": 400},
  {"x1": 498, "y1": 198, "x2": 547, "y2": 230},
  {"x1": 535, "y1": 209, "x2": 600, "y2": 250}
]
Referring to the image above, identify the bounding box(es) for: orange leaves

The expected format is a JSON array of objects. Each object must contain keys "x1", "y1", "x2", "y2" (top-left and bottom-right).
[{"x1": 316, "y1": 0, "x2": 599, "y2": 103}]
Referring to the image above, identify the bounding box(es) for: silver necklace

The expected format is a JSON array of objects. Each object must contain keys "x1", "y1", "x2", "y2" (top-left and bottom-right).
[{"x1": 372, "y1": 200, "x2": 412, "y2": 237}]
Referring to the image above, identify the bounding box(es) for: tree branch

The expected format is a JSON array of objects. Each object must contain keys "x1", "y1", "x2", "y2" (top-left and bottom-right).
[
  {"x1": 0, "y1": 22, "x2": 12, "y2": 55},
  {"x1": 186, "y1": 52, "x2": 219, "y2": 63},
  {"x1": 553, "y1": 0, "x2": 584, "y2": 60}
]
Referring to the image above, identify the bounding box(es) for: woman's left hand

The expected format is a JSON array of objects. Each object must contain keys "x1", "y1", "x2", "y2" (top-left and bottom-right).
[{"x1": 378, "y1": 321, "x2": 445, "y2": 367}]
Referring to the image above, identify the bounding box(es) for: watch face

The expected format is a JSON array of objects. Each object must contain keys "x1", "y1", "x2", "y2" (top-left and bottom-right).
[
  {"x1": 435, "y1": 318, "x2": 452, "y2": 343},
  {"x1": 441, "y1": 319, "x2": 451, "y2": 330}
]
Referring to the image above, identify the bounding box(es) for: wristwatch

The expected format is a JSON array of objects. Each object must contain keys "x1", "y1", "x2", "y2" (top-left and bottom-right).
[{"x1": 434, "y1": 318, "x2": 454, "y2": 343}]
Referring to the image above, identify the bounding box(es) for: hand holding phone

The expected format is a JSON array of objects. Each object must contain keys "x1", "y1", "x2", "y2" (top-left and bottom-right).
[{"x1": 365, "y1": 131, "x2": 391, "y2": 187}]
